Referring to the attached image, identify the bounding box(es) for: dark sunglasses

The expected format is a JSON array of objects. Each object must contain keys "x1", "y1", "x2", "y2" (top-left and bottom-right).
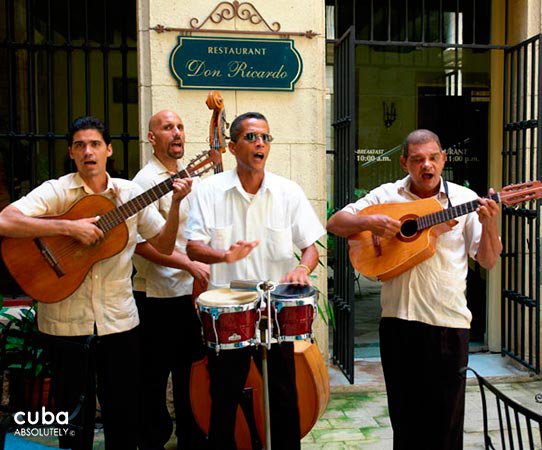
[{"x1": 241, "y1": 132, "x2": 274, "y2": 143}]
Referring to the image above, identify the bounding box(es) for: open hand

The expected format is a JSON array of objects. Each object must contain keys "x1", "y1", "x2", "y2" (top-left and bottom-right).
[
  {"x1": 281, "y1": 267, "x2": 311, "y2": 285},
  {"x1": 224, "y1": 240, "x2": 259, "y2": 263}
]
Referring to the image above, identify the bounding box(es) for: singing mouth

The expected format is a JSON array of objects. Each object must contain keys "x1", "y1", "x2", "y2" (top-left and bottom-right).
[
  {"x1": 83, "y1": 161, "x2": 97, "y2": 166},
  {"x1": 254, "y1": 152, "x2": 265, "y2": 160},
  {"x1": 422, "y1": 173, "x2": 433, "y2": 180}
]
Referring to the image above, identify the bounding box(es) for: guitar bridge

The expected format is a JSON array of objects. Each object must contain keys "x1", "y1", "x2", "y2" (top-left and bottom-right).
[
  {"x1": 34, "y1": 238, "x2": 65, "y2": 278},
  {"x1": 372, "y1": 234, "x2": 382, "y2": 257}
]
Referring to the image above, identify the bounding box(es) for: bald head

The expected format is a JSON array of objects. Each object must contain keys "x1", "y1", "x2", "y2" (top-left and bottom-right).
[
  {"x1": 149, "y1": 110, "x2": 181, "y2": 132},
  {"x1": 148, "y1": 110, "x2": 185, "y2": 165}
]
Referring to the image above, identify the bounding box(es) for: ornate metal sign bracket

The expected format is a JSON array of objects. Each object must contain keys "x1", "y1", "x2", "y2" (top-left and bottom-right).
[{"x1": 151, "y1": 1, "x2": 319, "y2": 39}]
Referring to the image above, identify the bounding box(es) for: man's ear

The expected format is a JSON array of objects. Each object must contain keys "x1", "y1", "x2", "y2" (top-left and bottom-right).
[
  {"x1": 148, "y1": 131, "x2": 155, "y2": 145},
  {"x1": 399, "y1": 155, "x2": 408, "y2": 173},
  {"x1": 68, "y1": 147, "x2": 74, "y2": 160},
  {"x1": 107, "y1": 144, "x2": 113, "y2": 157},
  {"x1": 228, "y1": 140, "x2": 236, "y2": 156}
]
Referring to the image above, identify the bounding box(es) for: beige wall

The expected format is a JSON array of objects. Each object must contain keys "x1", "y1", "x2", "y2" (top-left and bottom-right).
[
  {"x1": 137, "y1": 0, "x2": 329, "y2": 357},
  {"x1": 507, "y1": 0, "x2": 541, "y2": 44}
]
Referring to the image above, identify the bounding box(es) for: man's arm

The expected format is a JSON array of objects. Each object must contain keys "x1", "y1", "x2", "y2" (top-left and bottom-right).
[
  {"x1": 146, "y1": 178, "x2": 192, "y2": 255},
  {"x1": 135, "y1": 242, "x2": 209, "y2": 282},
  {"x1": 281, "y1": 244, "x2": 319, "y2": 285},
  {"x1": 0, "y1": 204, "x2": 104, "y2": 245},
  {"x1": 475, "y1": 188, "x2": 502, "y2": 269},
  {"x1": 327, "y1": 210, "x2": 401, "y2": 238},
  {"x1": 187, "y1": 239, "x2": 259, "y2": 264}
]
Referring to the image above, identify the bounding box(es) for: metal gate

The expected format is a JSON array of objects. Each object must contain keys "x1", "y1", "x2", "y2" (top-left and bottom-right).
[
  {"x1": 501, "y1": 35, "x2": 542, "y2": 373},
  {"x1": 331, "y1": 26, "x2": 356, "y2": 384}
]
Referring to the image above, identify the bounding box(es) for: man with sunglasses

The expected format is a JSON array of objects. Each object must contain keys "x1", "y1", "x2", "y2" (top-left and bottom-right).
[{"x1": 186, "y1": 112, "x2": 325, "y2": 450}]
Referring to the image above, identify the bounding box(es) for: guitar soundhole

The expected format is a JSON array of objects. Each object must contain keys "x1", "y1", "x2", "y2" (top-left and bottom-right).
[{"x1": 400, "y1": 219, "x2": 418, "y2": 238}]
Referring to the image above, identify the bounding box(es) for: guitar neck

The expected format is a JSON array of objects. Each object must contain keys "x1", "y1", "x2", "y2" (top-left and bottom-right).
[
  {"x1": 417, "y1": 193, "x2": 500, "y2": 230},
  {"x1": 96, "y1": 168, "x2": 191, "y2": 233}
]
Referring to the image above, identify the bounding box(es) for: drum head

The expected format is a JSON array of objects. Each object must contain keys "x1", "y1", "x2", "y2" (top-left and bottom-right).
[
  {"x1": 197, "y1": 288, "x2": 259, "y2": 306},
  {"x1": 271, "y1": 284, "x2": 317, "y2": 299}
]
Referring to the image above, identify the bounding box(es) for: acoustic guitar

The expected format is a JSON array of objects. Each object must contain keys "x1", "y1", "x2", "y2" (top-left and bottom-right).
[
  {"x1": 1, "y1": 149, "x2": 222, "y2": 303},
  {"x1": 348, "y1": 181, "x2": 542, "y2": 281}
]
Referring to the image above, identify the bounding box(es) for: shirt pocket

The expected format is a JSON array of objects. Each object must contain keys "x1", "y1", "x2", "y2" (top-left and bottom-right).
[
  {"x1": 265, "y1": 226, "x2": 293, "y2": 262},
  {"x1": 210, "y1": 225, "x2": 233, "y2": 250},
  {"x1": 104, "y1": 277, "x2": 134, "y2": 320}
]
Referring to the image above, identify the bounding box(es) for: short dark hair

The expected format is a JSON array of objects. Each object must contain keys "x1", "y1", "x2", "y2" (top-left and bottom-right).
[
  {"x1": 229, "y1": 112, "x2": 268, "y2": 142},
  {"x1": 402, "y1": 129, "x2": 442, "y2": 158},
  {"x1": 68, "y1": 116, "x2": 111, "y2": 146}
]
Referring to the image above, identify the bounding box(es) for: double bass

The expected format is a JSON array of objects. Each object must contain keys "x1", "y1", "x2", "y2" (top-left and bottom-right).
[
  {"x1": 191, "y1": 91, "x2": 228, "y2": 302},
  {"x1": 189, "y1": 92, "x2": 330, "y2": 449}
]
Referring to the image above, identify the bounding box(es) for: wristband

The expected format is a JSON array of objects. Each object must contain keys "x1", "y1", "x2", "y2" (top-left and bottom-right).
[{"x1": 296, "y1": 264, "x2": 311, "y2": 273}]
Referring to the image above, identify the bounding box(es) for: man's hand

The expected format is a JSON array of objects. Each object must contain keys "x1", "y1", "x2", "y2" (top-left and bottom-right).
[
  {"x1": 187, "y1": 260, "x2": 210, "y2": 282},
  {"x1": 171, "y1": 177, "x2": 193, "y2": 202},
  {"x1": 365, "y1": 214, "x2": 401, "y2": 239},
  {"x1": 223, "y1": 240, "x2": 259, "y2": 263},
  {"x1": 69, "y1": 217, "x2": 104, "y2": 245},
  {"x1": 477, "y1": 188, "x2": 500, "y2": 226},
  {"x1": 281, "y1": 266, "x2": 311, "y2": 285}
]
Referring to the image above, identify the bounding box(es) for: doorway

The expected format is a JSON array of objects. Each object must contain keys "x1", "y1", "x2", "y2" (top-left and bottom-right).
[{"x1": 352, "y1": 45, "x2": 491, "y2": 357}]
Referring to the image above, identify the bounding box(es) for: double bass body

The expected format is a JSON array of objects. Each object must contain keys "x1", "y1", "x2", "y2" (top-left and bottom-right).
[{"x1": 189, "y1": 340, "x2": 329, "y2": 450}]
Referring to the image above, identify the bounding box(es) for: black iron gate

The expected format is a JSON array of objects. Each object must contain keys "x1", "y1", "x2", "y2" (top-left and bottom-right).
[
  {"x1": 332, "y1": 26, "x2": 356, "y2": 384},
  {"x1": 501, "y1": 35, "x2": 542, "y2": 373},
  {"x1": 0, "y1": 0, "x2": 138, "y2": 296}
]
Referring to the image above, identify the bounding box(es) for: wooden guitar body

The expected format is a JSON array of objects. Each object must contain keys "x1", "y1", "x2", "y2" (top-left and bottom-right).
[
  {"x1": 348, "y1": 198, "x2": 457, "y2": 281},
  {"x1": 189, "y1": 340, "x2": 329, "y2": 450},
  {"x1": 1, "y1": 195, "x2": 128, "y2": 303}
]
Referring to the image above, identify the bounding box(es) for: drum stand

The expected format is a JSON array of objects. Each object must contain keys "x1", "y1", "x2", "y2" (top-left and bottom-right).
[{"x1": 258, "y1": 280, "x2": 276, "y2": 450}]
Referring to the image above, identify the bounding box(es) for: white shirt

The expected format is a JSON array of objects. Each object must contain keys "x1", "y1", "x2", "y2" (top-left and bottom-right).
[
  {"x1": 342, "y1": 176, "x2": 482, "y2": 329},
  {"x1": 132, "y1": 155, "x2": 199, "y2": 298},
  {"x1": 185, "y1": 170, "x2": 326, "y2": 289},
  {"x1": 12, "y1": 172, "x2": 165, "y2": 336}
]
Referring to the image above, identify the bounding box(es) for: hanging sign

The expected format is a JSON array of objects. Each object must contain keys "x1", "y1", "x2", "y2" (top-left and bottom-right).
[{"x1": 169, "y1": 36, "x2": 303, "y2": 91}]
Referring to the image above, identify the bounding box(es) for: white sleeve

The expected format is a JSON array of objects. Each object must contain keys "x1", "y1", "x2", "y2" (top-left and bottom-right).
[
  {"x1": 290, "y1": 185, "x2": 326, "y2": 250},
  {"x1": 185, "y1": 187, "x2": 212, "y2": 244}
]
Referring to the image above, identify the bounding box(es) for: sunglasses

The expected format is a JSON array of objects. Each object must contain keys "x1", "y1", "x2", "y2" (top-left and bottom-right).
[{"x1": 241, "y1": 132, "x2": 274, "y2": 143}]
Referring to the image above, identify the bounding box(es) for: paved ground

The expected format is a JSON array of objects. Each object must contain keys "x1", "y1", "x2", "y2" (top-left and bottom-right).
[
  {"x1": 301, "y1": 379, "x2": 542, "y2": 449},
  {"x1": 5, "y1": 356, "x2": 542, "y2": 449}
]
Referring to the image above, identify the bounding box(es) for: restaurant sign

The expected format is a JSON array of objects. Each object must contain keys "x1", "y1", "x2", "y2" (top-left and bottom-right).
[{"x1": 169, "y1": 36, "x2": 303, "y2": 91}]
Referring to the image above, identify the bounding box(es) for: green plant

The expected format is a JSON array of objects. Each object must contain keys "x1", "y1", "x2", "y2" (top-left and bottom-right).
[{"x1": 0, "y1": 298, "x2": 49, "y2": 378}]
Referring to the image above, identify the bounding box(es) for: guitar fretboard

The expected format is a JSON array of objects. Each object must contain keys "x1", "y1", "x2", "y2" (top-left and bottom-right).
[
  {"x1": 96, "y1": 170, "x2": 190, "y2": 233},
  {"x1": 416, "y1": 193, "x2": 500, "y2": 231}
]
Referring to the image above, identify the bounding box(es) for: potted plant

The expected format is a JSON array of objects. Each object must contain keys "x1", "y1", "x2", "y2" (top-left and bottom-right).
[{"x1": 0, "y1": 297, "x2": 51, "y2": 412}]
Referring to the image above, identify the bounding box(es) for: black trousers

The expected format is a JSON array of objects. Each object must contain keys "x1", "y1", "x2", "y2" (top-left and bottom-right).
[
  {"x1": 379, "y1": 317, "x2": 469, "y2": 450},
  {"x1": 207, "y1": 342, "x2": 300, "y2": 450},
  {"x1": 43, "y1": 326, "x2": 142, "y2": 450},
  {"x1": 135, "y1": 292, "x2": 207, "y2": 450}
]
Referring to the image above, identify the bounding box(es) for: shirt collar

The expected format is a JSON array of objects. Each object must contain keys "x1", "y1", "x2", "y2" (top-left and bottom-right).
[
  {"x1": 398, "y1": 175, "x2": 448, "y2": 201},
  {"x1": 223, "y1": 169, "x2": 277, "y2": 197},
  {"x1": 149, "y1": 153, "x2": 186, "y2": 176},
  {"x1": 65, "y1": 172, "x2": 116, "y2": 195}
]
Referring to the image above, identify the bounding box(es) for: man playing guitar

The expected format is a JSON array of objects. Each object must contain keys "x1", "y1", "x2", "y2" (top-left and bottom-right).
[
  {"x1": 327, "y1": 129, "x2": 502, "y2": 450},
  {"x1": 0, "y1": 116, "x2": 191, "y2": 450}
]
